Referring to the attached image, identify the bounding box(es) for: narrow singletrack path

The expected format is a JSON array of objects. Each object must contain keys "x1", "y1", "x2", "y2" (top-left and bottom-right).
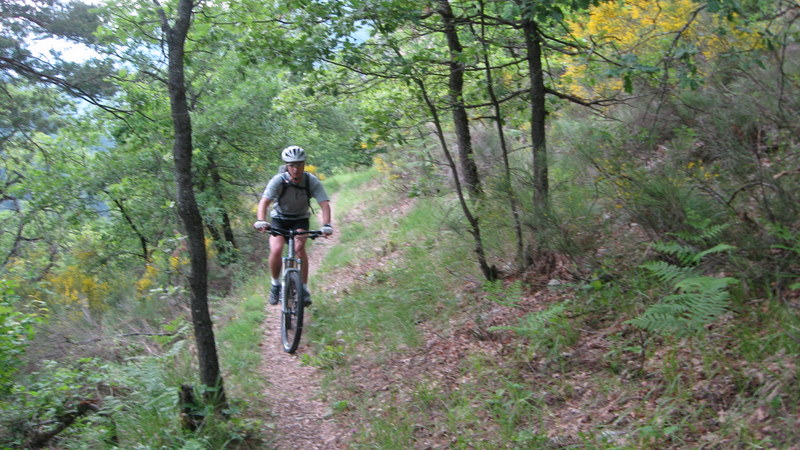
[{"x1": 258, "y1": 206, "x2": 350, "y2": 449}]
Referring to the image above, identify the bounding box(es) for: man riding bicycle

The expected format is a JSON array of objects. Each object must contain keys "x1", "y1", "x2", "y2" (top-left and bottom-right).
[{"x1": 253, "y1": 146, "x2": 333, "y2": 306}]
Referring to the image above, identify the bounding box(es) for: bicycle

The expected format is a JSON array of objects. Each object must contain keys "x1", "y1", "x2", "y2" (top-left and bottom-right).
[{"x1": 268, "y1": 226, "x2": 324, "y2": 353}]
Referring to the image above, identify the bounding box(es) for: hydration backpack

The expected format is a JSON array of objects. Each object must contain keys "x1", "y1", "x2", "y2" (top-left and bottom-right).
[{"x1": 277, "y1": 169, "x2": 314, "y2": 214}]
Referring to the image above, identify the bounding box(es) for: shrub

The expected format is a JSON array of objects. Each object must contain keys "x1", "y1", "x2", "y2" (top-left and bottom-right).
[{"x1": 0, "y1": 280, "x2": 44, "y2": 394}]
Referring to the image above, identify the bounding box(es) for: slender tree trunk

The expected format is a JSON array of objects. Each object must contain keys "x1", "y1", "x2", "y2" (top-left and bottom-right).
[
  {"x1": 437, "y1": 0, "x2": 481, "y2": 197},
  {"x1": 106, "y1": 194, "x2": 150, "y2": 261},
  {"x1": 478, "y1": 0, "x2": 525, "y2": 270},
  {"x1": 207, "y1": 152, "x2": 237, "y2": 254},
  {"x1": 158, "y1": 0, "x2": 226, "y2": 410},
  {"x1": 520, "y1": 7, "x2": 549, "y2": 211},
  {"x1": 197, "y1": 152, "x2": 238, "y2": 263},
  {"x1": 414, "y1": 75, "x2": 496, "y2": 281}
]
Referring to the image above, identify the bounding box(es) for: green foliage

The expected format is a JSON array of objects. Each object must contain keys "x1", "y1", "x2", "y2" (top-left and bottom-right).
[
  {"x1": 0, "y1": 280, "x2": 44, "y2": 394},
  {"x1": 0, "y1": 348, "x2": 257, "y2": 448},
  {"x1": 0, "y1": 359, "x2": 109, "y2": 447},
  {"x1": 491, "y1": 302, "x2": 578, "y2": 359},
  {"x1": 765, "y1": 221, "x2": 800, "y2": 290},
  {"x1": 309, "y1": 194, "x2": 465, "y2": 357},
  {"x1": 650, "y1": 241, "x2": 736, "y2": 267},
  {"x1": 2, "y1": 0, "x2": 798, "y2": 445},
  {"x1": 299, "y1": 344, "x2": 346, "y2": 369},
  {"x1": 322, "y1": 167, "x2": 377, "y2": 196},
  {"x1": 483, "y1": 280, "x2": 524, "y2": 307},
  {"x1": 215, "y1": 288, "x2": 268, "y2": 396},
  {"x1": 627, "y1": 274, "x2": 738, "y2": 336},
  {"x1": 487, "y1": 380, "x2": 546, "y2": 444},
  {"x1": 628, "y1": 238, "x2": 738, "y2": 336}
]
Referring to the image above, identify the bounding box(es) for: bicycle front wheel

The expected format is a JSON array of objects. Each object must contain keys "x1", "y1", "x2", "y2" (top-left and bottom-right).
[{"x1": 280, "y1": 270, "x2": 305, "y2": 353}]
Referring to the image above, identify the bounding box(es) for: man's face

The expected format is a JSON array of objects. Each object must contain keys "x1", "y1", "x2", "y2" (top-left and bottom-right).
[{"x1": 286, "y1": 162, "x2": 305, "y2": 183}]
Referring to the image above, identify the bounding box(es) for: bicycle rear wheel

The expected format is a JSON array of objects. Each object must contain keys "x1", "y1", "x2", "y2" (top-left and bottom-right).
[{"x1": 280, "y1": 270, "x2": 305, "y2": 353}]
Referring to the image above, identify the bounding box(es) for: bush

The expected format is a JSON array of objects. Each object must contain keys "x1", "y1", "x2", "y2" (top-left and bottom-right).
[{"x1": 0, "y1": 279, "x2": 44, "y2": 394}]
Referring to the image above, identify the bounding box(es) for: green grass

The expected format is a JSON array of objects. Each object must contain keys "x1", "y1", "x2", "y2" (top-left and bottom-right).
[
  {"x1": 323, "y1": 167, "x2": 378, "y2": 197},
  {"x1": 311, "y1": 168, "x2": 388, "y2": 272},
  {"x1": 310, "y1": 194, "x2": 469, "y2": 356},
  {"x1": 305, "y1": 184, "x2": 526, "y2": 445},
  {"x1": 216, "y1": 283, "x2": 268, "y2": 396}
]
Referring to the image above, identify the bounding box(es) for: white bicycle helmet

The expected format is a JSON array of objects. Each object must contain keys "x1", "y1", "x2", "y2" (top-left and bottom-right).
[{"x1": 281, "y1": 145, "x2": 306, "y2": 163}]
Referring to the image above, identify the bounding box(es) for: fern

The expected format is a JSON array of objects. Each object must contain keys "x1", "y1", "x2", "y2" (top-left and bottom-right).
[
  {"x1": 640, "y1": 260, "x2": 693, "y2": 283},
  {"x1": 489, "y1": 303, "x2": 576, "y2": 357},
  {"x1": 650, "y1": 241, "x2": 696, "y2": 265},
  {"x1": 490, "y1": 303, "x2": 567, "y2": 339},
  {"x1": 766, "y1": 221, "x2": 800, "y2": 290},
  {"x1": 689, "y1": 243, "x2": 736, "y2": 265},
  {"x1": 628, "y1": 276, "x2": 738, "y2": 336},
  {"x1": 483, "y1": 280, "x2": 524, "y2": 307},
  {"x1": 630, "y1": 236, "x2": 738, "y2": 337},
  {"x1": 672, "y1": 222, "x2": 729, "y2": 243},
  {"x1": 650, "y1": 241, "x2": 735, "y2": 266},
  {"x1": 671, "y1": 209, "x2": 729, "y2": 243}
]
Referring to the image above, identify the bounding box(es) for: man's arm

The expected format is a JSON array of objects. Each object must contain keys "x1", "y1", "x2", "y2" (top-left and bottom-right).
[
  {"x1": 257, "y1": 197, "x2": 272, "y2": 221},
  {"x1": 319, "y1": 200, "x2": 332, "y2": 226},
  {"x1": 254, "y1": 197, "x2": 272, "y2": 232}
]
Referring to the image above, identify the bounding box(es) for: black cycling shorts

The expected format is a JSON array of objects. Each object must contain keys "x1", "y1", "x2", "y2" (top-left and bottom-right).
[{"x1": 270, "y1": 217, "x2": 309, "y2": 236}]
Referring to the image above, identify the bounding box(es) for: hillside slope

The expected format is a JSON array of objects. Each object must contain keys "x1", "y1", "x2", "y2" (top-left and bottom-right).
[{"x1": 290, "y1": 172, "x2": 799, "y2": 448}]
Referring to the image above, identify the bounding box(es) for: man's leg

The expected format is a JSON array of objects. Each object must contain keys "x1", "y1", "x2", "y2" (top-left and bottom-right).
[
  {"x1": 269, "y1": 234, "x2": 284, "y2": 279},
  {"x1": 294, "y1": 234, "x2": 312, "y2": 306},
  {"x1": 268, "y1": 234, "x2": 284, "y2": 304},
  {"x1": 295, "y1": 234, "x2": 309, "y2": 284}
]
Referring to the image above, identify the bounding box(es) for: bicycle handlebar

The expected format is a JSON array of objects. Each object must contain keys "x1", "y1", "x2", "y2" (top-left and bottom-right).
[{"x1": 268, "y1": 227, "x2": 324, "y2": 239}]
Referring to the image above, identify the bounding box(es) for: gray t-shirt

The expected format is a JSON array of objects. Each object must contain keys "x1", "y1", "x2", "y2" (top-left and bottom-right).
[{"x1": 261, "y1": 172, "x2": 329, "y2": 219}]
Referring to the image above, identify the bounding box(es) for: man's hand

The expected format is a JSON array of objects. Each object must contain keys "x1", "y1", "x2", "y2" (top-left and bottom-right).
[
  {"x1": 321, "y1": 224, "x2": 334, "y2": 236},
  {"x1": 253, "y1": 220, "x2": 270, "y2": 232}
]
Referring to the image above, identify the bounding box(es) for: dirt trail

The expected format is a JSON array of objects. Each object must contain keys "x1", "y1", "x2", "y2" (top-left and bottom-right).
[{"x1": 258, "y1": 215, "x2": 351, "y2": 449}]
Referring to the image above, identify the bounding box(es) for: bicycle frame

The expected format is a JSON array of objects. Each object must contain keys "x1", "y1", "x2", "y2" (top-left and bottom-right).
[
  {"x1": 272, "y1": 227, "x2": 322, "y2": 285},
  {"x1": 282, "y1": 233, "x2": 301, "y2": 281}
]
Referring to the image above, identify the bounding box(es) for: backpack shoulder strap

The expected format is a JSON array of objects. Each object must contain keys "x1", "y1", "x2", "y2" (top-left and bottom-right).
[{"x1": 304, "y1": 173, "x2": 316, "y2": 214}]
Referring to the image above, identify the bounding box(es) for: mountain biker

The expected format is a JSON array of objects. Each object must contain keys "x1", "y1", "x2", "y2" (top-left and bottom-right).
[{"x1": 253, "y1": 145, "x2": 333, "y2": 306}]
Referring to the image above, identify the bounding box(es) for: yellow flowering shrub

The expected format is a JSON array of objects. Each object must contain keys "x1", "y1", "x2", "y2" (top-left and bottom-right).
[
  {"x1": 135, "y1": 264, "x2": 159, "y2": 296},
  {"x1": 373, "y1": 155, "x2": 391, "y2": 176},
  {"x1": 45, "y1": 265, "x2": 111, "y2": 314},
  {"x1": 563, "y1": 0, "x2": 762, "y2": 98},
  {"x1": 204, "y1": 236, "x2": 216, "y2": 260},
  {"x1": 305, "y1": 164, "x2": 325, "y2": 180},
  {"x1": 373, "y1": 155, "x2": 401, "y2": 181}
]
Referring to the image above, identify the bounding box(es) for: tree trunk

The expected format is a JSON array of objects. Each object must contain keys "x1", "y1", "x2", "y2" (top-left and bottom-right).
[
  {"x1": 159, "y1": 0, "x2": 226, "y2": 410},
  {"x1": 437, "y1": 0, "x2": 482, "y2": 197},
  {"x1": 207, "y1": 152, "x2": 237, "y2": 259},
  {"x1": 414, "y1": 75, "x2": 496, "y2": 281},
  {"x1": 197, "y1": 152, "x2": 238, "y2": 264},
  {"x1": 520, "y1": 9, "x2": 549, "y2": 211},
  {"x1": 107, "y1": 194, "x2": 150, "y2": 261},
  {"x1": 478, "y1": 0, "x2": 526, "y2": 270}
]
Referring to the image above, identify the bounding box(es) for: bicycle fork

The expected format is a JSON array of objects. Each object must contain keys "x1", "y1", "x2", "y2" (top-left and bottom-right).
[{"x1": 281, "y1": 256, "x2": 303, "y2": 310}]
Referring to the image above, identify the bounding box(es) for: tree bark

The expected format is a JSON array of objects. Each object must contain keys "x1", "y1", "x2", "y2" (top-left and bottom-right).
[
  {"x1": 520, "y1": 6, "x2": 549, "y2": 211},
  {"x1": 437, "y1": 0, "x2": 482, "y2": 197},
  {"x1": 158, "y1": 0, "x2": 226, "y2": 410}
]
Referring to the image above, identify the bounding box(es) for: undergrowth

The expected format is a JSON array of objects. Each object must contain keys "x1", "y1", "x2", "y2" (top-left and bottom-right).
[
  {"x1": 1, "y1": 272, "x2": 268, "y2": 448},
  {"x1": 304, "y1": 161, "x2": 800, "y2": 448}
]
